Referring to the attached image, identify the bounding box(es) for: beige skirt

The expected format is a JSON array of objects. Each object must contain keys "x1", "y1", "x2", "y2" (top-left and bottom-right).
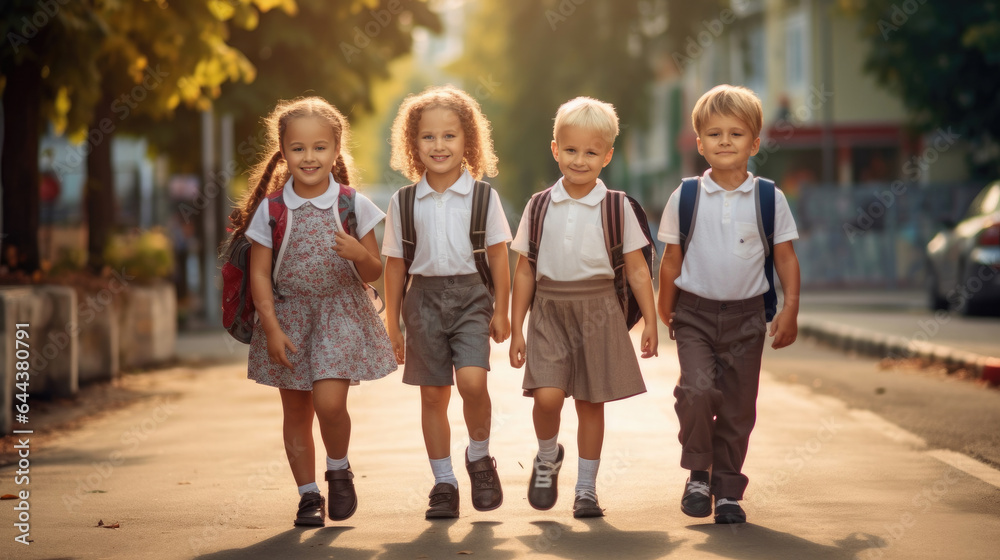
[{"x1": 523, "y1": 278, "x2": 647, "y2": 403}]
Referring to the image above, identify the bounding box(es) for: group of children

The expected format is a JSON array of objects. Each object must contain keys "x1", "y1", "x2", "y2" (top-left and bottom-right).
[{"x1": 228, "y1": 83, "x2": 801, "y2": 528}]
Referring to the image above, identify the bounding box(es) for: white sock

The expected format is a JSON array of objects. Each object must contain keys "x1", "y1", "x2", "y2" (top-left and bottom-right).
[
  {"x1": 326, "y1": 455, "x2": 349, "y2": 471},
  {"x1": 537, "y1": 435, "x2": 559, "y2": 462},
  {"x1": 430, "y1": 456, "x2": 459, "y2": 488},
  {"x1": 468, "y1": 437, "x2": 490, "y2": 462},
  {"x1": 297, "y1": 482, "x2": 320, "y2": 496},
  {"x1": 575, "y1": 458, "x2": 600, "y2": 498}
]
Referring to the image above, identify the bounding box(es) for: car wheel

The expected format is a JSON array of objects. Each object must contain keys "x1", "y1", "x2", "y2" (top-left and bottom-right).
[{"x1": 926, "y1": 266, "x2": 949, "y2": 311}]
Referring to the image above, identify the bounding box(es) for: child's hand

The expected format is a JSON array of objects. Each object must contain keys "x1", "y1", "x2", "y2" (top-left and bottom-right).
[
  {"x1": 387, "y1": 324, "x2": 405, "y2": 364},
  {"x1": 768, "y1": 309, "x2": 798, "y2": 349},
  {"x1": 667, "y1": 311, "x2": 677, "y2": 340},
  {"x1": 490, "y1": 312, "x2": 510, "y2": 343},
  {"x1": 267, "y1": 330, "x2": 297, "y2": 369},
  {"x1": 332, "y1": 231, "x2": 368, "y2": 263},
  {"x1": 640, "y1": 320, "x2": 659, "y2": 359},
  {"x1": 509, "y1": 332, "x2": 526, "y2": 369}
]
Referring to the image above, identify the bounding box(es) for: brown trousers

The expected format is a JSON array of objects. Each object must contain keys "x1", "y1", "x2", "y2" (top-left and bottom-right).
[{"x1": 673, "y1": 290, "x2": 767, "y2": 500}]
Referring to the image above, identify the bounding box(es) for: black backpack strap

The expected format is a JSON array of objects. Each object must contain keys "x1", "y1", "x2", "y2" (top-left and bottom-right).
[
  {"x1": 678, "y1": 177, "x2": 700, "y2": 256},
  {"x1": 602, "y1": 190, "x2": 628, "y2": 314},
  {"x1": 398, "y1": 184, "x2": 417, "y2": 293},
  {"x1": 470, "y1": 180, "x2": 494, "y2": 296},
  {"x1": 526, "y1": 187, "x2": 554, "y2": 274},
  {"x1": 755, "y1": 177, "x2": 777, "y2": 321}
]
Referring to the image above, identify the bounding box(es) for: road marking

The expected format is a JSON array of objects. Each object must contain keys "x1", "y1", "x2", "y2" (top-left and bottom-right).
[
  {"x1": 847, "y1": 409, "x2": 927, "y2": 448},
  {"x1": 925, "y1": 449, "x2": 1000, "y2": 490}
]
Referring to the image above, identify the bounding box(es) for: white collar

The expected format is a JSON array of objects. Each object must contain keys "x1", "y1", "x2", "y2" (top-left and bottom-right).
[
  {"x1": 415, "y1": 170, "x2": 473, "y2": 199},
  {"x1": 700, "y1": 170, "x2": 754, "y2": 194},
  {"x1": 550, "y1": 177, "x2": 607, "y2": 207},
  {"x1": 280, "y1": 174, "x2": 340, "y2": 209}
]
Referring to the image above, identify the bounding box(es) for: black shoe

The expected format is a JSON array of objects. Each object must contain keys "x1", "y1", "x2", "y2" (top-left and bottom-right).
[
  {"x1": 572, "y1": 493, "x2": 605, "y2": 518},
  {"x1": 294, "y1": 491, "x2": 325, "y2": 527},
  {"x1": 325, "y1": 467, "x2": 358, "y2": 521},
  {"x1": 466, "y1": 449, "x2": 503, "y2": 511},
  {"x1": 714, "y1": 498, "x2": 746, "y2": 524},
  {"x1": 680, "y1": 478, "x2": 712, "y2": 518},
  {"x1": 426, "y1": 482, "x2": 460, "y2": 519},
  {"x1": 528, "y1": 444, "x2": 564, "y2": 510}
]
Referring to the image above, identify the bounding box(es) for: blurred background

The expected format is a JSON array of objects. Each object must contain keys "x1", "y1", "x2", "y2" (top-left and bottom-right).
[{"x1": 2, "y1": 0, "x2": 999, "y2": 330}]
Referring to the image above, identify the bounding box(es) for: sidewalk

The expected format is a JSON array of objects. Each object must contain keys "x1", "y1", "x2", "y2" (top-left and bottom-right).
[
  {"x1": 2, "y1": 329, "x2": 999, "y2": 559},
  {"x1": 797, "y1": 290, "x2": 1000, "y2": 384}
]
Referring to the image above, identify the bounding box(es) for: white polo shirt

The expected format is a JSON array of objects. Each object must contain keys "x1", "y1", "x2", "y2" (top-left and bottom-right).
[
  {"x1": 657, "y1": 170, "x2": 798, "y2": 301},
  {"x1": 246, "y1": 175, "x2": 385, "y2": 248},
  {"x1": 511, "y1": 178, "x2": 649, "y2": 281},
  {"x1": 381, "y1": 170, "x2": 512, "y2": 276}
]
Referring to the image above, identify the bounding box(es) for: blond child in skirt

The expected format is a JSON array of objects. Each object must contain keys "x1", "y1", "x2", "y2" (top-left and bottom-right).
[{"x1": 509, "y1": 97, "x2": 658, "y2": 518}]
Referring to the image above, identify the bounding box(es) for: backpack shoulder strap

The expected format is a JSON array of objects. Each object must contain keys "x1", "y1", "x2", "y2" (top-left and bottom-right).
[
  {"x1": 470, "y1": 180, "x2": 494, "y2": 295},
  {"x1": 602, "y1": 189, "x2": 628, "y2": 314},
  {"x1": 337, "y1": 184, "x2": 358, "y2": 238},
  {"x1": 755, "y1": 177, "x2": 778, "y2": 321},
  {"x1": 527, "y1": 187, "x2": 554, "y2": 274},
  {"x1": 267, "y1": 190, "x2": 291, "y2": 296},
  {"x1": 678, "y1": 177, "x2": 701, "y2": 256},
  {"x1": 398, "y1": 183, "x2": 417, "y2": 268}
]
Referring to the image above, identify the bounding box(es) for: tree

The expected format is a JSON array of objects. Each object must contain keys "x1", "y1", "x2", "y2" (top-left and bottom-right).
[{"x1": 850, "y1": 0, "x2": 1000, "y2": 177}]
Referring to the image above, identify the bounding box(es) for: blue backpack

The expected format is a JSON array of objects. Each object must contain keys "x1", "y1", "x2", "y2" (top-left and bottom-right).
[{"x1": 678, "y1": 176, "x2": 777, "y2": 321}]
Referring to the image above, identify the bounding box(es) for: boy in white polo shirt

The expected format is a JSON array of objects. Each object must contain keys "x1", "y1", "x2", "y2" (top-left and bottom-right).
[{"x1": 656, "y1": 84, "x2": 800, "y2": 524}]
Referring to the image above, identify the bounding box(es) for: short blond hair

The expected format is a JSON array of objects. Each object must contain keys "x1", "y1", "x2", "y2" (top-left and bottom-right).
[
  {"x1": 691, "y1": 84, "x2": 763, "y2": 139},
  {"x1": 553, "y1": 97, "x2": 619, "y2": 146},
  {"x1": 389, "y1": 85, "x2": 499, "y2": 181}
]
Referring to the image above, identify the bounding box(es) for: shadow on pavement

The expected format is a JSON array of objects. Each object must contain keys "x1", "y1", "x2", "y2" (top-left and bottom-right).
[
  {"x1": 517, "y1": 519, "x2": 677, "y2": 558},
  {"x1": 193, "y1": 526, "x2": 377, "y2": 560},
  {"x1": 688, "y1": 523, "x2": 885, "y2": 559},
  {"x1": 376, "y1": 519, "x2": 517, "y2": 559}
]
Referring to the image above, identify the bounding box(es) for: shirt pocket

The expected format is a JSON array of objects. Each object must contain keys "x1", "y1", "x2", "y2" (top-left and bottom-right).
[
  {"x1": 733, "y1": 221, "x2": 764, "y2": 260},
  {"x1": 580, "y1": 224, "x2": 609, "y2": 268}
]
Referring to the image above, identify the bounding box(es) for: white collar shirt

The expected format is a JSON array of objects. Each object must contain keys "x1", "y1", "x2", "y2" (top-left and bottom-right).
[
  {"x1": 245, "y1": 175, "x2": 385, "y2": 248},
  {"x1": 656, "y1": 170, "x2": 799, "y2": 300},
  {"x1": 511, "y1": 178, "x2": 649, "y2": 281},
  {"x1": 381, "y1": 170, "x2": 512, "y2": 276}
]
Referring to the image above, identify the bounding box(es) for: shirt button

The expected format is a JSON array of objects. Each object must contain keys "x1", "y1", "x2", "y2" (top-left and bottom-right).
[{"x1": 724, "y1": 201, "x2": 730, "y2": 207}]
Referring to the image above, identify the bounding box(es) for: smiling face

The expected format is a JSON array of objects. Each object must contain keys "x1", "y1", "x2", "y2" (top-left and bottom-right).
[
  {"x1": 416, "y1": 106, "x2": 466, "y2": 189},
  {"x1": 696, "y1": 113, "x2": 761, "y2": 172},
  {"x1": 282, "y1": 116, "x2": 339, "y2": 195},
  {"x1": 551, "y1": 125, "x2": 614, "y2": 193}
]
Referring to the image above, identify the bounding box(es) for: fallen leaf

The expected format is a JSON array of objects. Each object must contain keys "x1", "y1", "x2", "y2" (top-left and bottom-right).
[
  {"x1": 103, "y1": 522, "x2": 121, "y2": 529},
  {"x1": 87, "y1": 490, "x2": 107, "y2": 494},
  {"x1": 518, "y1": 461, "x2": 523, "y2": 469},
  {"x1": 457, "y1": 551, "x2": 473, "y2": 555},
  {"x1": 177, "y1": 482, "x2": 191, "y2": 485},
  {"x1": 0, "y1": 494, "x2": 17, "y2": 500},
  {"x1": 97, "y1": 520, "x2": 104, "y2": 527}
]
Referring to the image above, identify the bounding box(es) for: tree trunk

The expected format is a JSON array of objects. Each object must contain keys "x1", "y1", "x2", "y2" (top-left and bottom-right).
[
  {"x1": 85, "y1": 88, "x2": 117, "y2": 272},
  {"x1": 1, "y1": 58, "x2": 42, "y2": 273}
]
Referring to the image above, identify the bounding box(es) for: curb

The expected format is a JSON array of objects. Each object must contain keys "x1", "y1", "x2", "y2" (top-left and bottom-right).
[{"x1": 800, "y1": 319, "x2": 1000, "y2": 385}]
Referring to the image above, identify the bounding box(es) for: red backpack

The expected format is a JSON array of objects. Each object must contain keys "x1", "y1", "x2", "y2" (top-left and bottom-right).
[{"x1": 221, "y1": 184, "x2": 379, "y2": 343}]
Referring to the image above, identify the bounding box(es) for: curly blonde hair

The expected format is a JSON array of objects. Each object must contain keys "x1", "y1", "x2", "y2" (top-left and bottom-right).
[
  {"x1": 228, "y1": 96, "x2": 356, "y2": 241},
  {"x1": 389, "y1": 85, "x2": 499, "y2": 182}
]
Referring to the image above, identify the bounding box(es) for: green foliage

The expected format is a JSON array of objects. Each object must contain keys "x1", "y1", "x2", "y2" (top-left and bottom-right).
[
  {"x1": 103, "y1": 228, "x2": 175, "y2": 282},
  {"x1": 452, "y1": 0, "x2": 663, "y2": 205},
  {"x1": 851, "y1": 0, "x2": 1000, "y2": 175}
]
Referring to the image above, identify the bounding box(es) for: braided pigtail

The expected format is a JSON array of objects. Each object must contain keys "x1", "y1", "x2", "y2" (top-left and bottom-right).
[{"x1": 333, "y1": 154, "x2": 350, "y2": 186}]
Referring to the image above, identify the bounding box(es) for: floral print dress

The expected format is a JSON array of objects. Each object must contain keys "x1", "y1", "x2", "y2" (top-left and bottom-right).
[{"x1": 248, "y1": 203, "x2": 397, "y2": 389}]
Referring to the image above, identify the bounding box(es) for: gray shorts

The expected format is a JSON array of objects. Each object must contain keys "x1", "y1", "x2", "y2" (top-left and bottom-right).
[{"x1": 402, "y1": 273, "x2": 493, "y2": 386}]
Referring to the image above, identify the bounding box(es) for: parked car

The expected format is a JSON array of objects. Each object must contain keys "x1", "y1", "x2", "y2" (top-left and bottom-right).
[{"x1": 926, "y1": 180, "x2": 1000, "y2": 315}]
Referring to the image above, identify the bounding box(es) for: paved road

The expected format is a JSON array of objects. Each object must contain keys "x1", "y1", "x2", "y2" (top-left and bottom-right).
[{"x1": 2, "y1": 329, "x2": 1000, "y2": 559}]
